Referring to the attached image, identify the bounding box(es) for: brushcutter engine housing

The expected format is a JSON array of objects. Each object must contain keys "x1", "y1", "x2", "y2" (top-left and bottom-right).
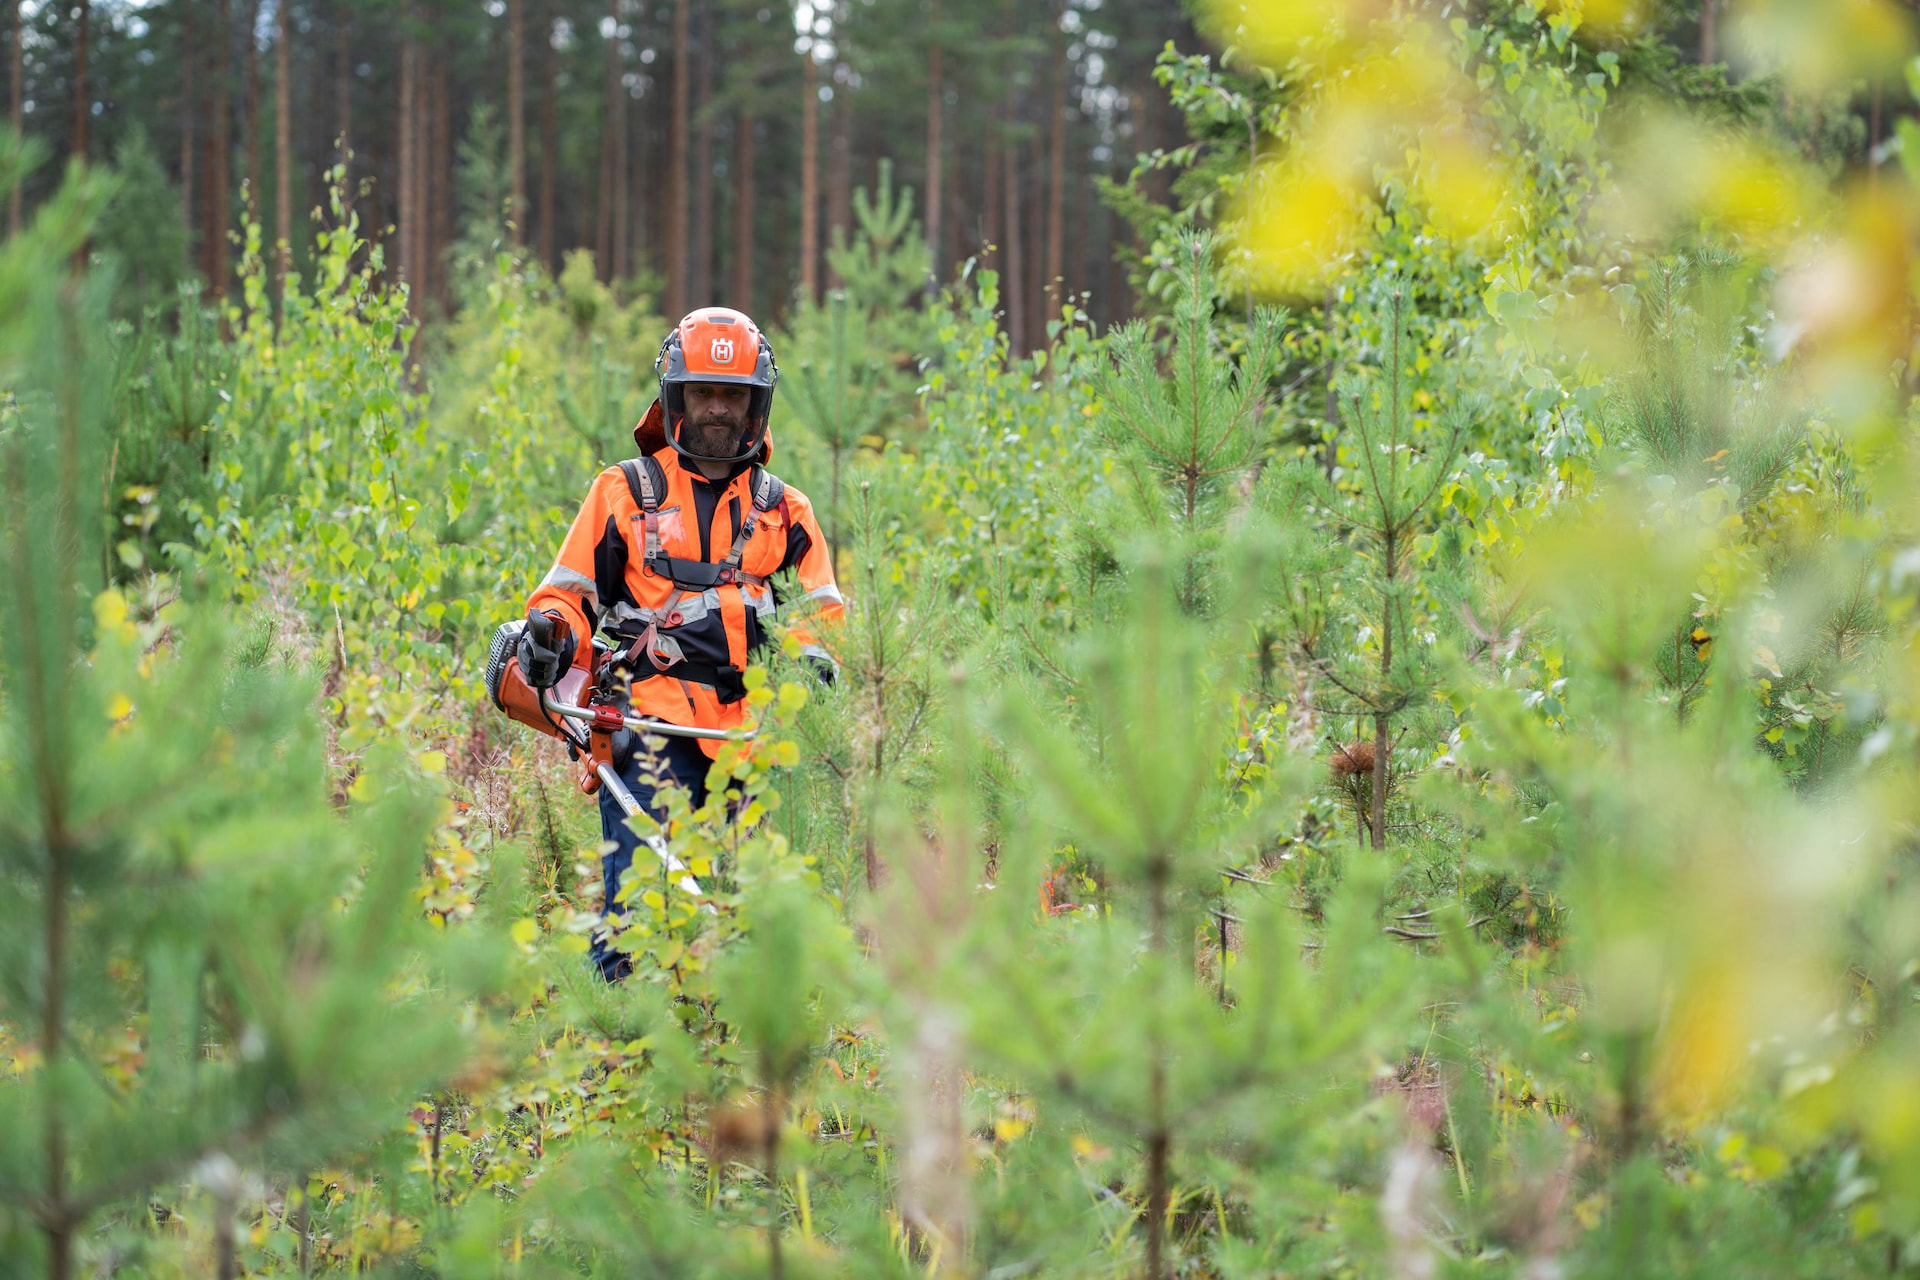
[{"x1": 485, "y1": 616, "x2": 595, "y2": 740}]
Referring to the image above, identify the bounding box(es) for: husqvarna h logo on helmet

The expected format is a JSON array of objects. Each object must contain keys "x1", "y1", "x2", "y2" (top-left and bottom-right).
[{"x1": 711, "y1": 337, "x2": 735, "y2": 365}]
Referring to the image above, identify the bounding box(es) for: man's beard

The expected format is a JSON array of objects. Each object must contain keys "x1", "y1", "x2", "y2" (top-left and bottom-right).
[{"x1": 684, "y1": 416, "x2": 747, "y2": 458}]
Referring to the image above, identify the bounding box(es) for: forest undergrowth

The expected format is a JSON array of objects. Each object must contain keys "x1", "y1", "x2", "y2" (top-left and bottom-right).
[{"x1": 5, "y1": 3, "x2": 1920, "y2": 1278}]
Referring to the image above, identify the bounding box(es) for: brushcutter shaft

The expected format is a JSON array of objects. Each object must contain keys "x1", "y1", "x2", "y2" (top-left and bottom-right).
[
  {"x1": 593, "y1": 762, "x2": 713, "y2": 908},
  {"x1": 539, "y1": 690, "x2": 756, "y2": 742}
]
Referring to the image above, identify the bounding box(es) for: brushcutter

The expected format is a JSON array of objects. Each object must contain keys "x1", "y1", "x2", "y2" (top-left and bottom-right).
[{"x1": 486, "y1": 615, "x2": 756, "y2": 904}]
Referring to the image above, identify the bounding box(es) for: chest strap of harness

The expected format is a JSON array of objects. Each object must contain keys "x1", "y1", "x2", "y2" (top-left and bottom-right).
[
  {"x1": 616, "y1": 457, "x2": 787, "y2": 673},
  {"x1": 619, "y1": 457, "x2": 784, "y2": 590}
]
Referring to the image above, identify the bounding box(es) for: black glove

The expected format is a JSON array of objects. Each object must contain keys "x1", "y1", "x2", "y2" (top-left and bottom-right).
[{"x1": 517, "y1": 608, "x2": 577, "y2": 690}]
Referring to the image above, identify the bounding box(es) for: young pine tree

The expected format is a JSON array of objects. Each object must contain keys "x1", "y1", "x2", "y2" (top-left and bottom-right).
[
  {"x1": 1071, "y1": 231, "x2": 1284, "y2": 619},
  {"x1": 1263, "y1": 286, "x2": 1466, "y2": 850},
  {"x1": 963, "y1": 559, "x2": 1420, "y2": 1279},
  {"x1": 0, "y1": 165, "x2": 487, "y2": 1280}
]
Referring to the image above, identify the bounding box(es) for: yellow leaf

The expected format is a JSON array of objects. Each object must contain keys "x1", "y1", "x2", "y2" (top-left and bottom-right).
[
  {"x1": 641, "y1": 890, "x2": 666, "y2": 913},
  {"x1": 776, "y1": 682, "x2": 810, "y2": 716},
  {"x1": 416, "y1": 750, "x2": 447, "y2": 775},
  {"x1": 92, "y1": 589, "x2": 129, "y2": 631},
  {"x1": 510, "y1": 919, "x2": 539, "y2": 947},
  {"x1": 105, "y1": 692, "x2": 134, "y2": 722}
]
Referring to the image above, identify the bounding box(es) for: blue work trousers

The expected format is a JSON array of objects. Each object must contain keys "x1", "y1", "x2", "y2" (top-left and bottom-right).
[{"x1": 590, "y1": 733, "x2": 712, "y2": 983}]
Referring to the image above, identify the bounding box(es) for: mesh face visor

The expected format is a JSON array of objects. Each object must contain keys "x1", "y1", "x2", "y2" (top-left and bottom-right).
[{"x1": 657, "y1": 309, "x2": 779, "y2": 465}]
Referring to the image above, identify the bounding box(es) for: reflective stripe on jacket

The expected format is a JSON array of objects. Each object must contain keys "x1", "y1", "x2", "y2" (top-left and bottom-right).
[{"x1": 527, "y1": 448, "x2": 843, "y2": 756}]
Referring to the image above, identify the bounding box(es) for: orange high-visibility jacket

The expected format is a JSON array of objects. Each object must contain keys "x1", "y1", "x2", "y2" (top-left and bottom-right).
[{"x1": 527, "y1": 448, "x2": 843, "y2": 756}]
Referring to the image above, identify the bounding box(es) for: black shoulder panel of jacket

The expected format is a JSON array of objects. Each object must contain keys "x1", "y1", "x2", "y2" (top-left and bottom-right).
[
  {"x1": 593, "y1": 514, "x2": 631, "y2": 625},
  {"x1": 769, "y1": 520, "x2": 812, "y2": 608}
]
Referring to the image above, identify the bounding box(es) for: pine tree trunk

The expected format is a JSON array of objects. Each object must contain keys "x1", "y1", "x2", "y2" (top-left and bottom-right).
[
  {"x1": 246, "y1": 0, "x2": 265, "y2": 229},
  {"x1": 73, "y1": 0, "x2": 90, "y2": 165},
  {"x1": 1699, "y1": 0, "x2": 1717, "y2": 65},
  {"x1": 538, "y1": 0, "x2": 557, "y2": 270},
  {"x1": 275, "y1": 0, "x2": 292, "y2": 289},
  {"x1": 178, "y1": 6, "x2": 197, "y2": 255},
  {"x1": 209, "y1": 0, "x2": 232, "y2": 299},
  {"x1": 825, "y1": 75, "x2": 851, "y2": 290},
  {"x1": 431, "y1": 50, "x2": 452, "y2": 306},
  {"x1": 1370, "y1": 524, "x2": 1396, "y2": 851},
  {"x1": 925, "y1": 1, "x2": 942, "y2": 283},
  {"x1": 1143, "y1": 1122, "x2": 1170, "y2": 1280},
  {"x1": 691, "y1": 10, "x2": 713, "y2": 307},
  {"x1": 982, "y1": 123, "x2": 1001, "y2": 268},
  {"x1": 508, "y1": 0, "x2": 526, "y2": 243},
  {"x1": 799, "y1": 47, "x2": 819, "y2": 305},
  {"x1": 398, "y1": 26, "x2": 417, "y2": 313},
  {"x1": 8, "y1": 0, "x2": 19, "y2": 234},
  {"x1": 333, "y1": 4, "x2": 351, "y2": 179},
  {"x1": 1044, "y1": 5, "x2": 1067, "y2": 319},
  {"x1": 665, "y1": 0, "x2": 690, "y2": 311},
  {"x1": 609, "y1": 2, "x2": 629, "y2": 283},
  {"x1": 595, "y1": 11, "x2": 614, "y2": 279},
  {"x1": 1004, "y1": 131, "x2": 1025, "y2": 354},
  {"x1": 732, "y1": 107, "x2": 755, "y2": 313}
]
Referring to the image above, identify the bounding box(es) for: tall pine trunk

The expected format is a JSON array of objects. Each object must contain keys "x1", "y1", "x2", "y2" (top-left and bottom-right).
[
  {"x1": 732, "y1": 107, "x2": 755, "y2": 313},
  {"x1": 508, "y1": 0, "x2": 526, "y2": 243},
  {"x1": 334, "y1": 3, "x2": 351, "y2": 169},
  {"x1": 275, "y1": 0, "x2": 292, "y2": 290},
  {"x1": 924, "y1": 1, "x2": 942, "y2": 285},
  {"x1": 609, "y1": 4, "x2": 629, "y2": 283},
  {"x1": 1700, "y1": 0, "x2": 1717, "y2": 64},
  {"x1": 1003, "y1": 131, "x2": 1024, "y2": 354},
  {"x1": 178, "y1": 6, "x2": 196, "y2": 256},
  {"x1": 208, "y1": 0, "x2": 232, "y2": 300},
  {"x1": 1044, "y1": 6, "x2": 1067, "y2": 320},
  {"x1": 691, "y1": 9, "x2": 713, "y2": 307},
  {"x1": 245, "y1": 0, "x2": 262, "y2": 224},
  {"x1": 398, "y1": 25, "x2": 417, "y2": 317},
  {"x1": 73, "y1": 0, "x2": 90, "y2": 165},
  {"x1": 799, "y1": 46, "x2": 819, "y2": 305},
  {"x1": 8, "y1": 0, "x2": 18, "y2": 234},
  {"x1": 432, "y1": 50, "x2": 452, "y2": 306},
  {"x1": 538, "y1": 1, "x2": 557, "y2": 270},
  {"x1": 595, "y1": 10, "x2": 614, "y2": 279},
  {"x1": 665, "y1": 0, "x2": 690, "y2": 312},
  {"x1": 8, "y1": 0, "x2": 19, "y2": 234}
]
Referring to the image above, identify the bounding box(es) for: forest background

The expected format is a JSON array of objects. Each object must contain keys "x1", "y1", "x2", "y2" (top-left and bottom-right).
[{"x1": 5, "y1": 1, "x2": 1920, "y2": 1278}]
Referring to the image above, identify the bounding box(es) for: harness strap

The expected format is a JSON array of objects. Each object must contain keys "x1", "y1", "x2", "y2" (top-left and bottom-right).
[{"x1": 612, "y1": 456, "x2": 781, "y2": 679}]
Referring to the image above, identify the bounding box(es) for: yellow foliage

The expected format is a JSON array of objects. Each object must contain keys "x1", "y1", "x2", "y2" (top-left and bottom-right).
[
  {"x1": 1728, "y1": 0, "x2": 1913, "y2": 93},
  {"x1": 1655, "y1": 961, "x2": 1745, "y2": 1124}
]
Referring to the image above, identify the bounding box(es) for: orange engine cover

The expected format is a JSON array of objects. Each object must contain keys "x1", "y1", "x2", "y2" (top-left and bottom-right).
[{"x1": 485, "y1": 618, "x2": 591, "y2": 741}]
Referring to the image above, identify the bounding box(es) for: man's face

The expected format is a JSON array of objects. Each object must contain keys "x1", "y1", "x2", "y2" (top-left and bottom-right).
[{"x1": 681, "y1": 382, "x2": 754, "y2": 458}]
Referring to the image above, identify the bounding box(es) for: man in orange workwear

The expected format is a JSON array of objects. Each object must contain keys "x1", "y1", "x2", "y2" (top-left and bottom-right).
[{"x1": 517, "y1": 307, "x2": 843, "y2": 980}]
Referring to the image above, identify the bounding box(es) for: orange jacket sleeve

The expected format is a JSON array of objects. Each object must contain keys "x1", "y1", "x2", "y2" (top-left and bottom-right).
[{"x1": 526, "y1": 467, "x2": 621, "y2": 665}]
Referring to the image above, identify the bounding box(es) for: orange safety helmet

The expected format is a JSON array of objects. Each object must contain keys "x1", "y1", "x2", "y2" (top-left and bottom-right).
[{"x1": 635, "y1": 307, "x2": 779, "y2": 465}]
